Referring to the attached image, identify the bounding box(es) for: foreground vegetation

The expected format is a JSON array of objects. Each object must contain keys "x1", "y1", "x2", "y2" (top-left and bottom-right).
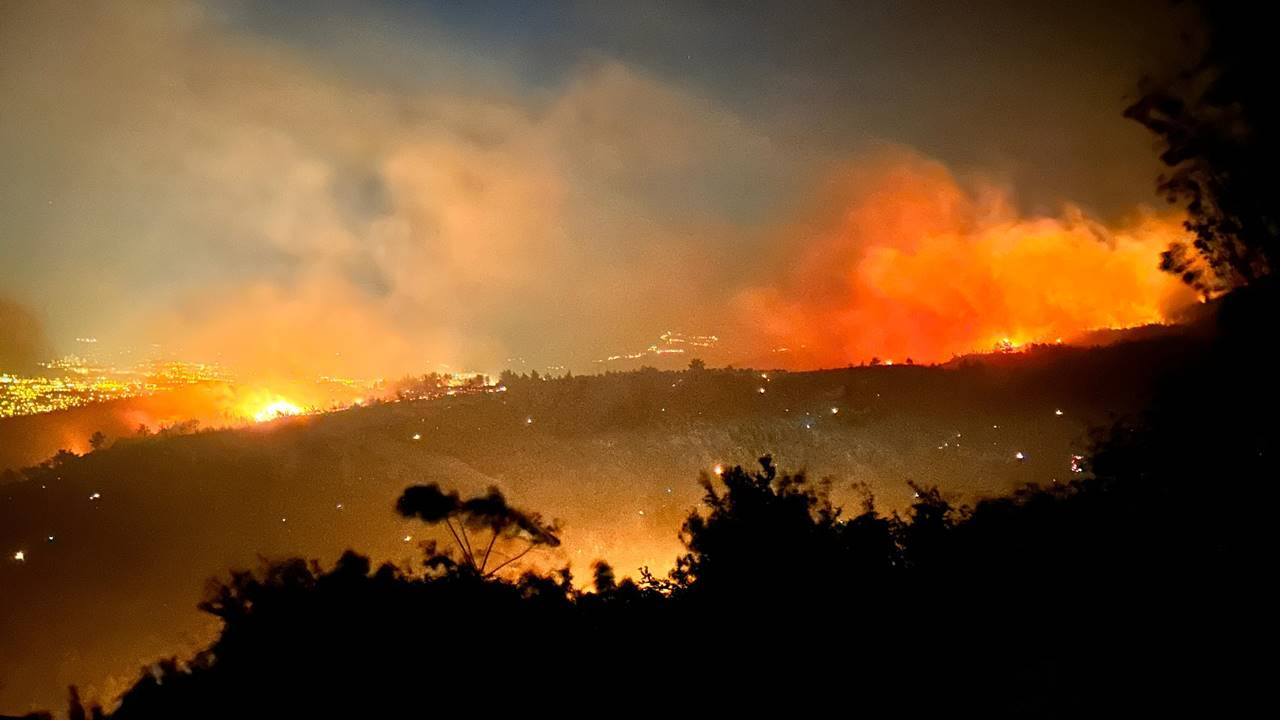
[{"x1": 11, "y1": 281, "x2": 1265, "y2": 717}]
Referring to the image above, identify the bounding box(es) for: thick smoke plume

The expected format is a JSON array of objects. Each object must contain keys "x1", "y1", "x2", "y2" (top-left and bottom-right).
[
  {"x1": 3, "y1": 1, "x2": 1198, "y2": 380},
  {"x1": 1, "y1": 1, "x2": 770, "y2": 380}
]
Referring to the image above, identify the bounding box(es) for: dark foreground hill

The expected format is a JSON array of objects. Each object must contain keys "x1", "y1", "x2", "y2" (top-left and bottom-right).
[{"x1": 0, "y1": 329, "x2": 1219, "y2": 713}]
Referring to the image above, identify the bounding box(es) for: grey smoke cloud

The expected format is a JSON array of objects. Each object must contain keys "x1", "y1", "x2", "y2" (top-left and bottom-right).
[{"x1": 1, "y1": 0, "x2": 780, "y2": 377}]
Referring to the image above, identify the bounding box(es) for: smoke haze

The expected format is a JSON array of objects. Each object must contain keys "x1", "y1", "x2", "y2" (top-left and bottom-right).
[
  {"x1": 0, "y1": 297, "x2": 49, "y2": 373},
  {"x1": 2, "y1": 0, "x2": 1194, "y2": 376}
]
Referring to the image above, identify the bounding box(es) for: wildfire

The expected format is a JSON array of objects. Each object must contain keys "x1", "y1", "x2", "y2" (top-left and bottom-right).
[
  {"x1": 739, "y1": 149, "x2": 1202, "y2": 367},
  {"x1": 252, "y1": 399, "x2": 303, "y2": 423},
  {"x1": 228, "y1": 381, "x2": 374, "y2": 425}
]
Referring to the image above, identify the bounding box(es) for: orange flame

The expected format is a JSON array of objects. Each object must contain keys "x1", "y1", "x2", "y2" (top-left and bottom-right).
[
  {"x1": 740, "y1": 150, "x2": 1200, "y2": 365},
  {"x1": 250, "y1": 398, "x2": 303, "y2": 423}
]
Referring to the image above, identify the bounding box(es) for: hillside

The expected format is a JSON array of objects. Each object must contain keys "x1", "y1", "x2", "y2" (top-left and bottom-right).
[{"x1": 0, "y1": 333, "x2": 1206, "y2": 713}]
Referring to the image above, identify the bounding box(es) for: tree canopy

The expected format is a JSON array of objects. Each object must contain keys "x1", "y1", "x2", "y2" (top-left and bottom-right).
[
  {"x1": 395, "y1": 483, "x2": 560, "y2": 576},
  {"x1": 1125, "y1": 3, "x2": 1278, "y2": 294}
]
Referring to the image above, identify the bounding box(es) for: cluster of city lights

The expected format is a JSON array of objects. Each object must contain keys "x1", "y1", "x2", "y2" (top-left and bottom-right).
[{"x1": 1, "y1": 354, "x2": 232, "y2": 419}]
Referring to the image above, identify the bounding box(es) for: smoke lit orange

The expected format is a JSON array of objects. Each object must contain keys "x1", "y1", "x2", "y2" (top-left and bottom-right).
[{"x1": 740, "y1": 149, "x2": 1201, "y2": 365}]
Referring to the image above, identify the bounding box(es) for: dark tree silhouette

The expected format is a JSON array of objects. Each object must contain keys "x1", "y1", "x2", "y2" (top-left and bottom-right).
[
  {"x1": 673, "y1": 456, "x2": 898, "y2": 602},
  {"x1": 591, "y1": 559, "x2": 617, "y2": 593},
  {"x1": 1125, "y1": 3, "x2": 1277, "y2": 294},
  {"x1": 47, "y1": 449, "x2": 78, "y2": 468},
  {"x1": 62, "y1": 420, "x2": 1271, "y2": 719},
  {"x1": 395, "y1": 483, "x2": 560, "y2": 576}
]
